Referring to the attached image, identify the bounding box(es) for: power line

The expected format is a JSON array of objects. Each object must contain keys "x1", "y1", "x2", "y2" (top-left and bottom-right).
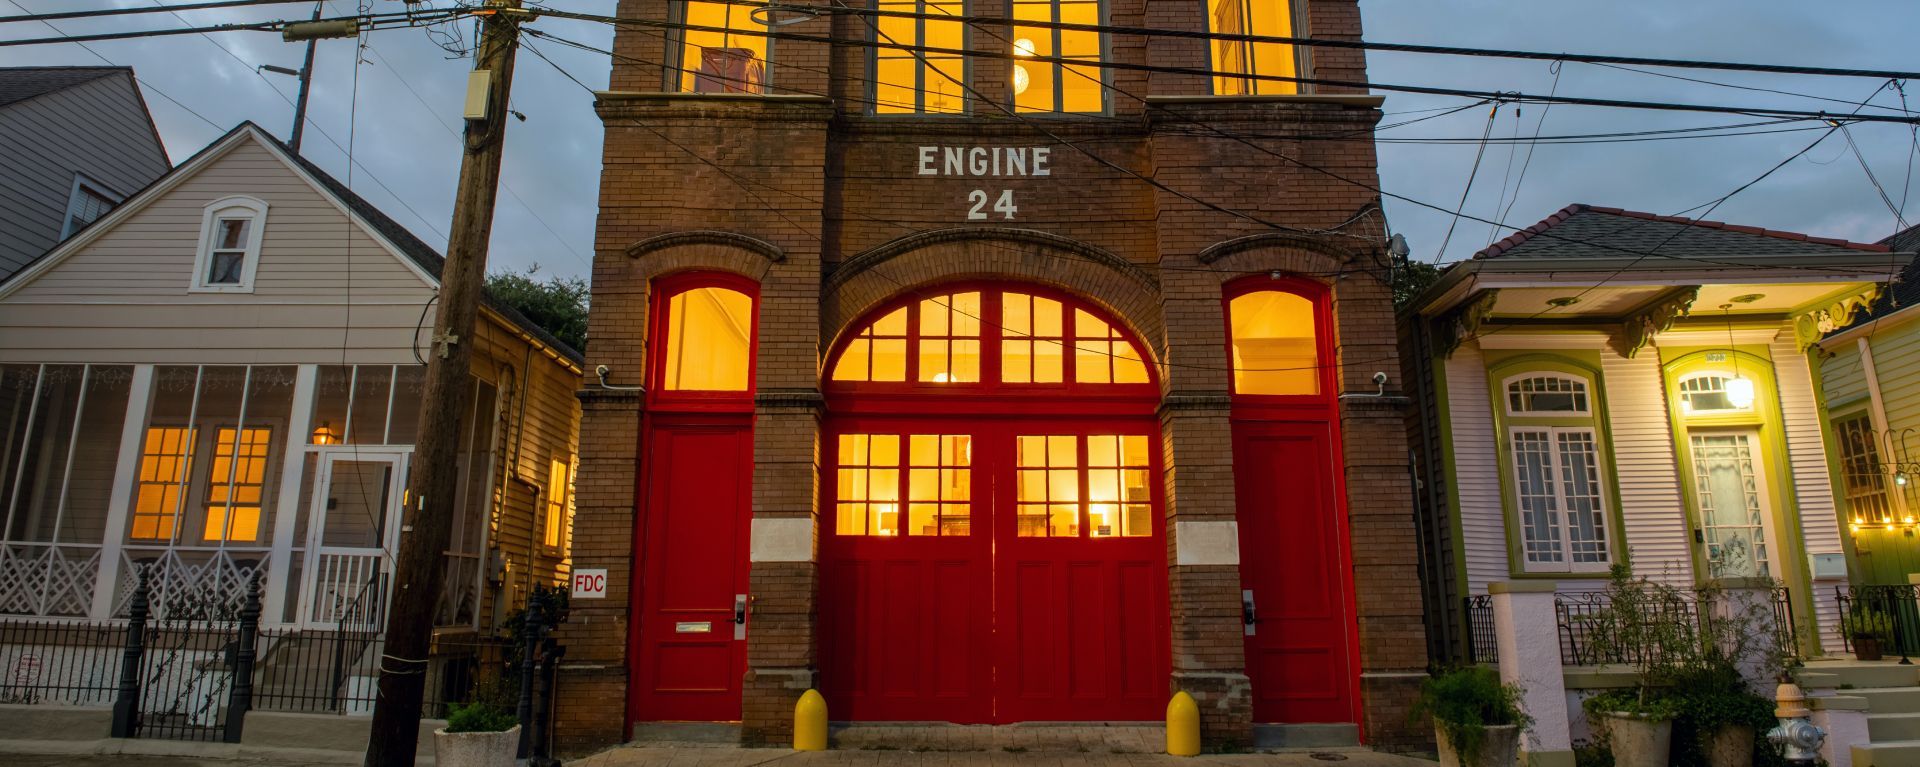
[
  {"x1": 531, "y1": 7, "x2": 1920, "y2": 126},
  {"x1": 0, "y1": 7, "x2": 464, "y2": 48},
  {"x1": 1432, "y1": 102, "x2": 1500, "y2": 263},
  {"x1": 0, "y1": 0, "x2": 310, "y2": 23},
  {"x1": 2, "y1": 0, "x2": 224, "y2": 131}
]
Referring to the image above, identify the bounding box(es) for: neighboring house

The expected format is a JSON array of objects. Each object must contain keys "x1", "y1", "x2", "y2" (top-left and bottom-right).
[
  {"x1": 1401, "y1": 204, "x2": 1901, "y2": 662},
  {"x1": 0, "y1": 122, "x2": 582, "y2": 636},
  {"x1": 0, "y1": 67, "x2": 170, "y2": 280},
  {"x1": 1815, "y1": 225, "x2": 1920, "y2": 586}
]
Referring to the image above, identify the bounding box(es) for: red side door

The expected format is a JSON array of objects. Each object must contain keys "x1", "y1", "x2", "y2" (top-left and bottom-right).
[
  {"x1": 630, "y1": 417, "x2": 752, "y2": 721},
  {"x1": 1234, "y1": 420, "x2": 1357, "y2": 724}
]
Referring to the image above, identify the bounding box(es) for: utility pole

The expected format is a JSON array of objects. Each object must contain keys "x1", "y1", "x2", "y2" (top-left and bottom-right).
[
  {"x1": 288, "y1": 1, "x2": 321, "y2": 152},
  {"x1": 363, "y1": 2, "x2": 525, "y2": 765}
]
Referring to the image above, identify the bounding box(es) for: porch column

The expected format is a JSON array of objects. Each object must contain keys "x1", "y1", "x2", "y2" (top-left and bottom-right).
[
  {"x1": 741, "y1": 394, "x2": 821, "y2": 746},
  {"x1": 89, "y1": 364, "x2": 151, "y2": 619},
  {"x1": 1160, "y1": 394, "x2": 1253, "y2": 746},
  {"x1": 549, "y1": 387, "x2": 642, "y2": 750},
  {"x1": 1489, "y1": 581, "x2": 1572, "y2": 767},
  {"x1": 262, "y1": 364, "x2": 316, "y2": 625}
]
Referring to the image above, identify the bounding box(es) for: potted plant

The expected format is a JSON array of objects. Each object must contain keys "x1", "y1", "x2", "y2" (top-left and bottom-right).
[
  {"x1": 1668, "y1": 663, "x2": 1775, "y2": 767},
  {"x1": 1848, "y1": 604, "x2": 1893, "y2": 661},
  {"x1": 1578, "y1": 566, "x2": 1695, "y2": 767},
  {"x1": 1414, "y1": 666, "x2": 1530, "y2": 767},
  {"x1": 435, "y1": 679, "x2": 521, "y2": 767}
]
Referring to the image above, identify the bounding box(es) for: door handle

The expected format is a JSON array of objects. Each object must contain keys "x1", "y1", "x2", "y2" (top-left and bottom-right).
[
  {"x1": 734, "y1": 594, "x2": 748, "y2": 640},
  {"x1": 1242, "y1": 589, "x2": 1258, "y2": 637}
]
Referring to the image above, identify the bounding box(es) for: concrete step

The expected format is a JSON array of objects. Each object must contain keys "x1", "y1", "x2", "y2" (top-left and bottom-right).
[
  {"x1": 1251, "y1": 723, "x2": 1361, "y2": 749},
  {"x1": 1858, "y1": 687, "x2": 1920, "y2": 715},
  {"x1": 1869, "y1": 712, "x2": 1920, "y2": 741},
  {"x1": 1799, "y1": 661, "x2": 1920, "y2": 689},
  {"x1": 1854, "y1": 739, "x2": 1920, "y2": 767}
]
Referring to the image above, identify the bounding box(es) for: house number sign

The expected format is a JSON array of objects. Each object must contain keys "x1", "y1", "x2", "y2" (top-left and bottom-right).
[{"x1": 917, "y1": 145, "x2": 1053, "y2": 221}]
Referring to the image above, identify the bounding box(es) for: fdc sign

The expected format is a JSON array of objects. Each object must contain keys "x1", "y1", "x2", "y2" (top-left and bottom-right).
[{"x1": 572, "y1": 568, "x2": 608, "y2": 599}]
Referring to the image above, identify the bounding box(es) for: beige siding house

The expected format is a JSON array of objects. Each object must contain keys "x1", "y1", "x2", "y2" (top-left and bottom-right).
[{"x1": 0, "y1": 123, "x2": 582, "y2": 634}]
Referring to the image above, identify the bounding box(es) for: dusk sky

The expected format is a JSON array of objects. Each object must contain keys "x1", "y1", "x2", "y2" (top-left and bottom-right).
[{"x1": 4, "y1": 0, "x2": 1916, "y2": 280}]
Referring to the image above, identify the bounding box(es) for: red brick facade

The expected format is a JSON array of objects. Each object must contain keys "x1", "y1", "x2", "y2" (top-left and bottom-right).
[{"x1": 555, "y1": 0, "x2": 1428, "y2": 754}]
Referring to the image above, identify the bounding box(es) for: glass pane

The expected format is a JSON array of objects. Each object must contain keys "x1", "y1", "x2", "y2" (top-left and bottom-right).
[
  {"x1": 320, "y1": 460, "x2": 393, "y2": 548},
  {"x1": 1003, "y1": 339, "x2": 1033, "y2": 384},
  {"x1": 874, "y1": 307, "x2": 909, "y2": 336},
  {"x1": 1230, "y1": 291, "x2": 1319, "y2": 395},
  {"x1": 664, "y1": 287, "x2": 755, "y2": 391},
  {"x1": 1692, "y1": 434, "x2": 1768, "y2": 577},
  {"x1": 310, "y1": 366, "x2": 352, "y2": 445},
  {"x1": 217, "y1": 218, "x2": 249, "y2": 250},
  {"x1": 919, "y1": 339, "x2": 951, "y2": 383},
  {"x1": 833, "y1": 339, "x2": 872, "y2": 381},
  {"x1": 208, "y1": 252, "x2": 244, "y2": 284},
  {"x1": 872, "y1": 339, "x2": 908, "y2": 381},
  {"x1": 1510, "y1": 430, "x2": 1563, "y2": 565},
  {"x1": 347, "y1": 365, "x2": 392, "y2": 445},
  {"x1": 1556, "y1": 431, "x2": 1608, "y2": 564},
  {"x1": 386, "y1": 366, "x2": 426, "y2": 445},
  {"x1": 678, "y1": 1, "x2": 767, "y2": 94}
]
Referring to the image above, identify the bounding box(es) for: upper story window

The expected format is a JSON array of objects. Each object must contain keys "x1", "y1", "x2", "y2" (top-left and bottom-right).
[
  {"x1": 828, "y1": 286, "x2": 1151, "y2": 390},
  {"x1": 192, "y1": 196, "x2": 268, "y2": 293},
  {"x1": 1506, "y1": 374, "x2": 1589, "y2": 415},
  {"x1": 1228, "y1": 287, "x2": 1322, "y2": 396},
  {"x1": 62, "y1": 176, "x2": 119, "y2": 239},
  {"x1": 670, "y1": 1, "x2": 768, "y2": 94},
  {"x1": 1011, "y1": 0, "x2": 1105, "y2": 113},
  {"x1": 872, "y1": 0, "x2": 966, "y2": 113},
  {"x1": 1209, "y1": 0, "x2": 1300, "y2": 95},
  {"x1": 1677, "y1": 373, "x2": 1754, "y2": 414},
  {"x1": 654, "y1": 274, "x2": 758, "y2": 394}
]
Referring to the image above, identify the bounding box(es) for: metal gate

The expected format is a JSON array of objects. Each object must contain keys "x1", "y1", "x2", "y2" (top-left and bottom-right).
[{"x1": 110, "y1": 567, "x2": 259, "y2": 742}]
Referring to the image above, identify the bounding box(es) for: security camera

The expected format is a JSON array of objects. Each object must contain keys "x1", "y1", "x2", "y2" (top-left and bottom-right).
[{"x1": 1372, "y1": 371, "x2": 1388, "y2": 385}]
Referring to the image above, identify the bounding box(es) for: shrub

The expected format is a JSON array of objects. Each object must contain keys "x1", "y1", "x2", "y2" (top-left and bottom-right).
[
  {"x1": 445, "y1": 677, "x2": 519, "y2": 733},
  {"x1": 1414, "y1": 665, "x2": 1530, "y2": 764}
]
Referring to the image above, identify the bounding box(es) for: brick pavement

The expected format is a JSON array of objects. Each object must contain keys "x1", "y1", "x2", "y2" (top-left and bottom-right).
[{"x1": 570, "y1": 747, "x2": 1436, "y2": 767}]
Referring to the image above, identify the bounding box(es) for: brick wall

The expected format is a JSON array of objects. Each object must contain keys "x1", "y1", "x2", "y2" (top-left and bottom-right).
[{"x1": 563, "y1": 0, "x2": 1429, "y2": 754}]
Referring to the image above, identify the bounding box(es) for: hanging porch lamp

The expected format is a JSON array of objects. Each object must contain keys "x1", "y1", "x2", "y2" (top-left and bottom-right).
[{"x1": 1722, "y1": 304, "x2": 1757, "y2": 409}]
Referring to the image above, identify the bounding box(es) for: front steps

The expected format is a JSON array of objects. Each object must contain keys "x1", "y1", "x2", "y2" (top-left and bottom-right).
[{"x1": 1801, "y1": 659, "x2": 1920, "y2": 766}]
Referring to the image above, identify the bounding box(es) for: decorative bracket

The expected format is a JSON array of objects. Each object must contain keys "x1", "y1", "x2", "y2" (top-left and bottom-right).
[
  {"x1": 1609, "y1": 286, "x2": 1699, "y2": 359},
  {"x1": 1430, "y1": 289, "x2": 1499, "y2": 358},
  {"x1": 1795, "y1": 284, "x2": 1883, "y2": 350}
]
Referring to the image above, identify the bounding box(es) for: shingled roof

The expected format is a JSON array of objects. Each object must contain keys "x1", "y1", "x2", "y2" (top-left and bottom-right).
[
  {"x1": 1477, "y1": 204, "x2": 1890, "y2": 261},
  {"x1": 0, "y1": 66, "x2": 125, "y2": 109}
]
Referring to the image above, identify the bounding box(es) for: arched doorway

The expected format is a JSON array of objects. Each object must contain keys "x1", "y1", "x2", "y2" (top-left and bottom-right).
[{"x1": 818, "y1": 283, "x2": 1169, "y2": 723}]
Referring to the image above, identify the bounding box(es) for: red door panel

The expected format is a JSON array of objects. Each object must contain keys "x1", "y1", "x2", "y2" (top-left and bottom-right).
[
  {"x1": 631, "y1": 420, "x2": 751, "y2": 722},
  {"x1": 1235, "y1": 421, "x2": 1357, "y2": 724}
]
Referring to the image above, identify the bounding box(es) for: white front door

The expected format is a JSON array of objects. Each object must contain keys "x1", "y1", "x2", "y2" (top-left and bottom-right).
[
  {"x1": 1689, "y1": 430, "x2": 1778, "y2": 578},
  {"x1": 299, "y1": 451, "x2": 407, "y2": 628}
]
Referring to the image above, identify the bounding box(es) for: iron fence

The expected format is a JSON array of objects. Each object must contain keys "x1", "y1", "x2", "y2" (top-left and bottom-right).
[
  {"x1": 1463, "y1": 595, "x2": 1497, "y2": 664},
  {"x1": 0, "y1": 618, "x2": 126, "y2": 706},
  {"x1": 1836, "y1": 584, "x2": 1920, "y2": 661},
  {"x1": 1555, "y1": 587, "x2": 1795, "y2": 666}
]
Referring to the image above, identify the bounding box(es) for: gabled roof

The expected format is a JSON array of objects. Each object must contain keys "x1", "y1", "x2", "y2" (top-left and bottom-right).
[
  {"x1": 1478, "y1": 204, "x2": 1890, "y2": 261},
  {"x1": 0, "y1": 66, "x2": 124, "y2": 109},
  {"x1": 0, "y1": 121, "x2": 583, "y2": 366}
]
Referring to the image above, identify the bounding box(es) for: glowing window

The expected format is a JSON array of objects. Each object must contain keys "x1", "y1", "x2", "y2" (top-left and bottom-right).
[
  {"x1": 831, "y1": 306, "x2": 910, "y2": 382},
  {"x1": 663, "y1": 286, "x2": 754, "y2": 391},
  {"x1": 1017, "y1": 434, "x2": 1150, "y2": 537},
  {"x1": 1677, "y1": 374, "x2": 1751, "y2": 414},
  {"x1": 544, "y1": 457, "x2": 572, "y2": 549},
  {"x1": 1017, "y1": 435, "x2": 1080, "y2": 537},
  {"x1": 671, "y1": 1, "x2": 767, "y2": 94},
  {"x1": 907, "y1": 434, "x2": 971, "y2": 535},
  {"x1": 1073, "y1": 309, "x2": 1149, "y2": 384},
  {"x1": 1209, "y1": 0, "x2": 1298, "y2": 96},
  {"x1": 836, "y1": 434, "x2": 903, "y2": 535},
  {"x1": 1011, "y1": 0, "x2": 1105, "y2": 113},
  {"x1": 1835, "y1": 415, "x2": 1893, "y2": 525},
  {"x1": 1002, "y1": 292, "x2": 1065, "y2": 383},
  {"x1": 917, "y1": 292, "x2": 982, "y2": 382},
  {"x1": 1229, "y1": 290, "x2": 1319, "y2": 395},
  {"x1": 132, "y1": 427, "x2": 196, "y2": 541},
  {"x1": 1086, "y1": 434, "x2": 1151, "y2": 537},
  {"x1": 1506, "y1": 375, "x2": 1590, "y2": 414},
  {"x1": 204, "y1": 427, "x2": 272, "y2": 543},
  {"x1": 873, "y1": 0, "x2": 966, "y2": 113}
]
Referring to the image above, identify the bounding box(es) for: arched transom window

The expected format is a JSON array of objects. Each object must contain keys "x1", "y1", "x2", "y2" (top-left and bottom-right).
[
  {"x1": 1677, "y1": 373, "x2": 1753, "y2": 414},
  {"x1": 1228, "y1": 288, "x2": 1321, "y2": 396},
  {"x1": 1505, "y1": 374, "x2": 1590, "y2": 415},
  {"x1": 829, "y1": 287, "x2": 1151, "y2": 388},
  {"x1": 656, "y1": 278, "x2": 756, "y2": 393}
]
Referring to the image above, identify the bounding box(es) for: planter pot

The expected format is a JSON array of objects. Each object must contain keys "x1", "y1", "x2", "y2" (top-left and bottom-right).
[
  {"x1": 433, "y1": 724, "x2": 521, "y2": 767},
  {"x1": 1856, "y1": 636, "x2": 1886, "y2": 661},
  {"x1": 1704, "y1": 724, "x2": 1755, "y2": 767},
  {"x1": 1434, "y1": 722, "x2": 1520, "y2": 767},
  {"x1": 1602, "y1": 712, "x2": 1672, "y2": 767}
]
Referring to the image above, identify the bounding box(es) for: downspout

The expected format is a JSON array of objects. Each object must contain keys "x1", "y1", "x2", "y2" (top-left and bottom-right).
[{"x1": 1857, "y1": 336, "x2": 1906, "y2": 515}]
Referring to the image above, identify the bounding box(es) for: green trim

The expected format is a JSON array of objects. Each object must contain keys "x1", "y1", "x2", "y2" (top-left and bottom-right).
[
  {"x1": 1819, "y1": 381, "x2": 1871, "y2": 593},
  {"x1": 1483, "y1": 351, "x2": 1630, "y2": 578},
  {"x1": 1661, "y1": 345, "x2": 1822, "y2": 655}
]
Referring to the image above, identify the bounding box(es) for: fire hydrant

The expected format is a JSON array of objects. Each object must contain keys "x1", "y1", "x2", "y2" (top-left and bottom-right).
[{"x1": 1766, "y1": 679, "x2": 1825, "y2": 765}]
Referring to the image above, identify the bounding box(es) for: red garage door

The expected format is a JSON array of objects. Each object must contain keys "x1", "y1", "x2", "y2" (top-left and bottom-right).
[{"x1": 818, "y1": 285, "x2": 1167, "y2": 723}]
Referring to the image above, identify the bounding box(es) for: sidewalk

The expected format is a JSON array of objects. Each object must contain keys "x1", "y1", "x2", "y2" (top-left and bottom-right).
[{"x1": 571, "y1": 748, "x2": 1437, "y2": 766}]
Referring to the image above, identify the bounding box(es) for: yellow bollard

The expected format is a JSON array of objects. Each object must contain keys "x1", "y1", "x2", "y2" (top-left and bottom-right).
[
  {"x1": 794, "y1": 688, "x2": 828, "y2": 751},
  {"x1": 1166, "y1": 690, "x2": 1201, "y2": 757}
]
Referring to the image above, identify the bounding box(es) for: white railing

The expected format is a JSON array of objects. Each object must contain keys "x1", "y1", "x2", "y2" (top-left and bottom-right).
[
  {"x1": 114, "y1": 547, "x2": 270, "y2": 620},
  {"x1": 309, "y1": 551, "x2": 383, "y2": 626},
  {"x1": 0, "y1": 543, "x2": 100, "y2": 617}
]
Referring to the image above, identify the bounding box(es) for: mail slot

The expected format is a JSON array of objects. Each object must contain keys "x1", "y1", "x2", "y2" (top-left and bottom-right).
[{"x1": 675, "y1": 621, "x2": 713, "y2": 634}]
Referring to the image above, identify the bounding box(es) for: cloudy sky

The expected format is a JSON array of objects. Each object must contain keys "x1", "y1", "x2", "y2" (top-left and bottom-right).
[{"x1": 4, "y1": 0, "x2": 1916, "y2": 281}]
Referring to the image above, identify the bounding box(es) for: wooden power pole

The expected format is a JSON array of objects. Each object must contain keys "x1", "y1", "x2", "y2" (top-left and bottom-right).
[{"x1": 364, "y1": 2, "x2": 524, "y2": 764}]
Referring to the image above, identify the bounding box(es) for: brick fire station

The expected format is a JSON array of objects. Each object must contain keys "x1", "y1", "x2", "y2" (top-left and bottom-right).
[{"x1": 552, "y1": 0, "x2": 1427, "y2": 752}]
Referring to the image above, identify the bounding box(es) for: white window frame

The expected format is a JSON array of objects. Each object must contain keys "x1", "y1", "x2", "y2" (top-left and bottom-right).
[
  {"x1": 1676, "y1": 372, "x2": 1753, "y2": 414},
  {"x1": 1507, "y1": 424, "x2": 1613, "y2": 574},
  {"x1": 191, "y1": 196, "x2": 269, "y2": 294},
  {"x1": 61, "y1": 174, "x2": 121, "y2": 240},
  {"x1": 1502, "y1": 372, "x2": 1591, "y2": 416}
]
